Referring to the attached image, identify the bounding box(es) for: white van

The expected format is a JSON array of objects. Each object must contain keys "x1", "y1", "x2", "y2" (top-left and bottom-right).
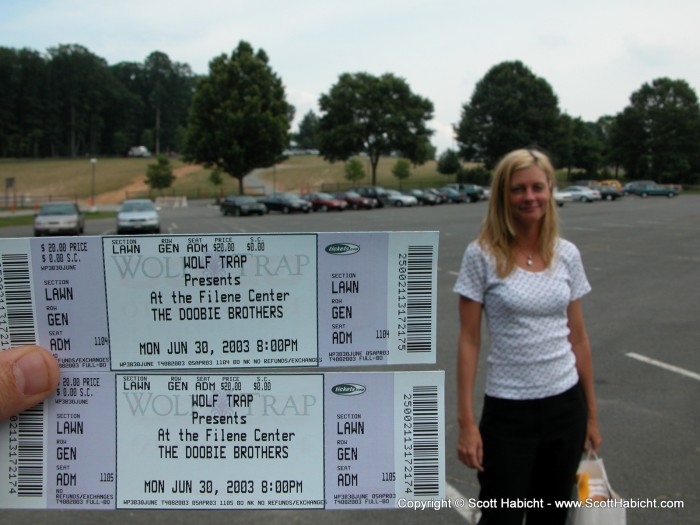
[{"x1": 127, "y1": 145, "x2": 152, "y2": 157}]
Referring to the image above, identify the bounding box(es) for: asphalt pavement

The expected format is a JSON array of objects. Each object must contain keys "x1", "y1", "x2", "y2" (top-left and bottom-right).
[{"x1": 2, "y1": 195, "x2": 699, "y2": 524}]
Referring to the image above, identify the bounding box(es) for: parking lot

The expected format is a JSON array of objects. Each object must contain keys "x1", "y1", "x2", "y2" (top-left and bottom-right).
[{"x1": 3, "y1": 195, "x2": 699, "y2": 524}]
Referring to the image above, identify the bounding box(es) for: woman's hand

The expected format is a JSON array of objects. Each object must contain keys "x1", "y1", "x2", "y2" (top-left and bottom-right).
[
  {"x1": 585, "y1": 418, "x2": 603, "y2": 454},
  {"x1": 457, "y1": 421, "x2": 484, "y2": 472}
]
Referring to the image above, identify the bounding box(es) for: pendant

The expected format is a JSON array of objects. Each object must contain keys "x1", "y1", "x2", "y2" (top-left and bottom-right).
[{"x1": 526, "y1": 255, "x2": 533, "y2": 267}]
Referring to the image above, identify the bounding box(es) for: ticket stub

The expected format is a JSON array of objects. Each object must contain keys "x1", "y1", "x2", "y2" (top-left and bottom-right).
[
  {"x1": 0, "y1": 371, "x2": 444, "y2": 510},
  {"x1": 0, "y1": 232, "x2": 437, "y2": 370}
]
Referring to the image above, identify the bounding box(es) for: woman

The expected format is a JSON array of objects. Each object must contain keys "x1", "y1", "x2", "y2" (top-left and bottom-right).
[{"x1": 454, "y1": 148, "x2": 602, "y2": 524}]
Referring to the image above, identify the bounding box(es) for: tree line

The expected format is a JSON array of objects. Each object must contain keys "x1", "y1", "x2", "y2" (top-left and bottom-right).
[
  {"x1": 2, "y1": 42, "x2": 700, "y2": 188},
  {"x1": 0, "y1": 44, "x2": 196, "y2": 158},
  {"x1": 296, "y1": 62, "x2": 700, "y2": 187}
]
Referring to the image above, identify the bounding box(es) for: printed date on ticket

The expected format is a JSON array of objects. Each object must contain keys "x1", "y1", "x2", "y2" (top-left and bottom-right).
[
  {"x1": 0, "y1": 231, "x2": 438, "y2": 370},
  {"x1": 0, "y1": 371, "x2": 445, "y2": 510}
]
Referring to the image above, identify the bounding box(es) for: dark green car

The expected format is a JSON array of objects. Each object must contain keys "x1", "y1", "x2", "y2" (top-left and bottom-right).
[{"x1": 623, "y1": 182, "x2": 679, "y2": 198}]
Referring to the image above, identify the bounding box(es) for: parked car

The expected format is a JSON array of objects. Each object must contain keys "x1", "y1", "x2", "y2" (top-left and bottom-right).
[
  {"x1": 562, "y1": 186, "x2": 602, "y2": 202},
  {"x1": 424, "y1": 188, "x2": 449, "y2": 204},
  {"x1": 384, "y1": 189, "x2": 418, "y2": 207},
  {"x1": 334, "y1": 190, "x2": 378, "y2": 210},
  {"x1": 622, "y1": 181, "x2": 654, "y2": 195},
  {"x1": 444, "y1": 183, "x2": 485, "y2": 202},
  {"x1": 220, "y1": 195, "x2": 267, "y2": 216},
  {"x1": 623, "y1": 182, "x2": 679, "y2": 198},
  {"x1": 260, "y1": 193, "x2": 311, "y2": 213},
  {"x1": 350, "y1": 186, "x2": 391, "y2": 207},
  {"x1": 116, "y1": 199, "x2": 161, "y2": 234},
  {"x1": 593, "y1": 184, "x2": 624, "y2": 201},
  {"x1": 402, "y1": 189, "x2": 441, "y2": 205},
  {"x1": 34, "y1": 201, "x2": 84, "y2": 236},
  {"x1": 553, "y1": 189, "x2": 573, "y2": 207},
  {"x1": 598, "y1": 179, "x2": 623, "y2": 191},
  {"x1": 301, "y1": 192, "x2": 348, "y2": 212},
  {"x1": 438, "y1": 187, "x2": 468, "y2": 203}
]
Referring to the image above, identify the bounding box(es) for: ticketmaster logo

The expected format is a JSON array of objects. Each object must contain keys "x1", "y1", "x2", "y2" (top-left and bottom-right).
[
  {"x1": 325, "y1": 243, "x2": 360, "y2": 255},
  {"x1": 331, "y1": 384, "x2": 366, "y2": 396}
]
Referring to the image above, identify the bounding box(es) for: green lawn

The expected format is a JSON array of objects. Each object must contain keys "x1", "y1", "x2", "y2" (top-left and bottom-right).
[{"x1": 0, "y1": 210, "x2": 117, "y2": 229}]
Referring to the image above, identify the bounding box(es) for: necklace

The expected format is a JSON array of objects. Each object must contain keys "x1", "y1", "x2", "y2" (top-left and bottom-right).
[{"x1": 526, "y1": 254, "x2": 533, "y2": 267}]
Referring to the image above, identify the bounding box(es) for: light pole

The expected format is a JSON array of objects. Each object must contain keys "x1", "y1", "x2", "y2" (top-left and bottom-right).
[{"x1": 90, "y1": 158, "x2": 97, "y2": 210}]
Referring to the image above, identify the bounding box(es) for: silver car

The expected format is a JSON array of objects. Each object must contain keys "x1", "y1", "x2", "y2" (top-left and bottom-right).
[
  {"x1": 562, "y1": 186, "x2": 602, "y2": 202},
  {"x1": 34, "y1": 201, "x2": 85, "y2": 236},
  {"x1": 384, "y1": 189, "x2": 418, "y2": 207},
  {"x1": 117, "y1": 199, "x2": 161, "y2": 234}
]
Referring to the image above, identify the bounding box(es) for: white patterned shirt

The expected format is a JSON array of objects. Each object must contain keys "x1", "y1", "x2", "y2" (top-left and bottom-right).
[{"x1": 453, "y1": 239, "x2": 591, "y2": 400}]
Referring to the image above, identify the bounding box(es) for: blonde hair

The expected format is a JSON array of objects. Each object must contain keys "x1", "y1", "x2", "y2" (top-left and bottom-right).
[{"x1": 477, "y1": 148, "x2": 560, "y2": 277}]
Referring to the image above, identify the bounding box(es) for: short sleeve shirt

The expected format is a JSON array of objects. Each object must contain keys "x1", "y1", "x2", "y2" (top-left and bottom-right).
[{"x1": 453, "y1": 239, "x2": 591, "y2": 400}]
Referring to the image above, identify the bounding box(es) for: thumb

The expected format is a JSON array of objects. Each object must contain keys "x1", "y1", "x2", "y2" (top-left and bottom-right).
[{"x1": 0, "y1": 346, "x2": 60, "y2": 420}]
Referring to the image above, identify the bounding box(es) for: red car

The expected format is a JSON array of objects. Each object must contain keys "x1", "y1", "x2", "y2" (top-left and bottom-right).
[
  {"x1": 301, "y1": 192, "x2": 348, "y2": 212},
  {"x1": 335, "y1": 190, "x2": 378, "y2": 210}
]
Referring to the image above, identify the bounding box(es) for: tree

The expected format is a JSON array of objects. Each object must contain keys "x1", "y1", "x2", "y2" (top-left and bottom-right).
[
  {"x1": 392, "y1": 158, "x2": 411, "y2": 183},
  {"x1": 610, "y1": 78, "x2": 700, "y2": 185},
  {"x1": 183, "y1": 41, "x2": 293, "y2": 194},
  {"x1": 592, "y1": 115, "x2": 619, "y2": 176},
  {"x1": 209, "y1": 168, "x2": 223, "y2": 185},
  {"x1": 317, "y1": 72, "x2": 434, "y2": 186},
  {"x1": 209, "y1": 168, "x2": 224, "y2": 202},
  {"x1": 145, "y1": 155, "x2": 175, "y2": 190},
  {"x1": 0, "y1": 47, "x2": 49, "y2": 157},
  {"x1": 437, "y1": 148, "x2": 461, "y2": 176},
  {"x1": 46, "y1": 44, "x2": 114, "y2": 157},
  {"x1": 456, "y1": 61, "x2": 561, "y2": 168},
  {"x1": 109, "y1": 61, "x2": 147, "y2": 152},
  {"x1": 294, "y1": 110, "x2": 319, "y2": 150},
  {"x1": 143, "y1": 52, "x2": 195, "y2": 155},
  {"x1": 344, "y1": 158, "x2": 366, "y2": 183},
  {"x1": 112, "y1": 53, "x2": 195, "y2": 156},
  {"x1": 557, "y1": 114, "x2": 604, "y2": 178}
]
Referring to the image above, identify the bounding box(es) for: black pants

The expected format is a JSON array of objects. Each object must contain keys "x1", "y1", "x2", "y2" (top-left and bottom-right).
[{"x1": 477, "y1": 383, "x2": 587, "y2": 525}]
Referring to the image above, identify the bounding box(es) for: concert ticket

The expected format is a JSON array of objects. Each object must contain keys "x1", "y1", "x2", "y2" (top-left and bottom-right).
[
  {"x1": 1, "y1": 371, "x2": 444, "y2": 509},
  {"x1": 0, "y1": 231, "x2": 437, "y2": 370}
]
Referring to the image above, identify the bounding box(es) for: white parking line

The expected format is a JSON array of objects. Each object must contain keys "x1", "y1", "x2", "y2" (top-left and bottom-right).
[
  {"x1": 626, "y1": 352, "x2": 700, "y2": 382},
  {"x1": 446, "y1": 482, "x2": 479, "y2": 523}
]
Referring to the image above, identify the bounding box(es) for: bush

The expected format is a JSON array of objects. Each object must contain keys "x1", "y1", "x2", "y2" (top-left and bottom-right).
[
  {"x1": 392, "y1": 159, "x2": 411, "y2": 181},
  {"x1": 145, "y1": 155, "x2": 176, "y2": 190},
  {"x1": 344, "y1": 158, "x2": 366, "y2": 182}
]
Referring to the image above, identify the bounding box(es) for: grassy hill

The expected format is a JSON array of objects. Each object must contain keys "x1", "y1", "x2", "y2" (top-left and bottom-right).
[{"x1": 0, "y1": 155, "x2": 459, "y2": 206}]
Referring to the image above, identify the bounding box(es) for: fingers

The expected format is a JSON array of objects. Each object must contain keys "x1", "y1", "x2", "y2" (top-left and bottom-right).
[
  {"x1": 0, "y1": 346, "x2": 60, "y2": 420},
  {"x1": 458, "y1": 447, "x2": 484, "y2": 471},
  {"x1": 457, "y1": 428, "x2": 484, "y2": 472},
  {"x1": 583, "y1": 433, "x2": 603, "y2": 456}
]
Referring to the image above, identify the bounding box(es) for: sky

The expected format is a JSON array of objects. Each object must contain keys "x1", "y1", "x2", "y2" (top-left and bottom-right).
[{"x1": 2, "y1": 0, "x2": 700, "y2": 152}]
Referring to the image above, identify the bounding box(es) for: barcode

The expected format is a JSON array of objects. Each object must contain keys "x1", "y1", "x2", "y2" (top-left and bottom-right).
[
  {"x1": 406, "y1": 245, "x2": 434, "y2": 353},
  {"x1": 1, "y1": 254, "x2": 36, "y2": 346},
  {"x1": 412, "y1": 385, "x2": 439, "y2": 496},
  {"x1": 1, "y1": 253, "x2": 44, "y2": 498},
  {"x1": 15, "y1": 404, "x2": 45, "y2": 497}
]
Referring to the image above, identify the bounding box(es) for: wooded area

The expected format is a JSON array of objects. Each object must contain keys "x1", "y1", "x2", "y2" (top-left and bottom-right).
[
  {"x1": 2, "y1": 44, "x2": 700, "y2": 186},
  {"x1": 0, "y1": 44, "x2": 195, "y2": 158}
]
